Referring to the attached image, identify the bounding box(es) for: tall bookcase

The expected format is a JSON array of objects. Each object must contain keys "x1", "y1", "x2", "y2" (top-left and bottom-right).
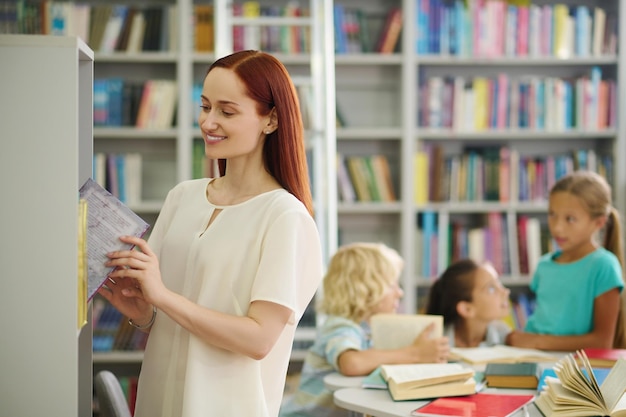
[
  {"x1": 0, "y1": 35, "x2": 94, "y2": 416},
  {"x1": 334, "y1": 0, "x2": 626, "y2": 316}
]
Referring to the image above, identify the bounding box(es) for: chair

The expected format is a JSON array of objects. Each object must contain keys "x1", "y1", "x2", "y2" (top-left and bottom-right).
[{"x1": 94, "y1": 370, "x2": 132, "y2": 417}]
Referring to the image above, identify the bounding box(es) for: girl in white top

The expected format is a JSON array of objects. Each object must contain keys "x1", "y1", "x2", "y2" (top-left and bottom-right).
[
  {"x1": 100, "y1": 51, "x2": 323, "y2": 417},
  {"x1": 426, "y1": 259, "x2": 512, "y2": 347}
]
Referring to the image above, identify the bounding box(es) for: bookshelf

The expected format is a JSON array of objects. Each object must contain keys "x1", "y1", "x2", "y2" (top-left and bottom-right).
[
  {"x1": 333, "y1": 0, "x2": 625, "y2": 316},
  {"x1": 0, "y1": 34, "x2": 94, "y2": 416}
]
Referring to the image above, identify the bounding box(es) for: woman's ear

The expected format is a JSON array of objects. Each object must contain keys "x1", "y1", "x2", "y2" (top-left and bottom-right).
[{"x1": 265, "y1": 107, "x2": 278, "y2": 133}]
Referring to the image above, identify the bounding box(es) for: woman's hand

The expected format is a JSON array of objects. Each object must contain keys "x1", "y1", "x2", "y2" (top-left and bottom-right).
[{"x1": 99, "y1": 236, "x2": 167, "y2": 322}]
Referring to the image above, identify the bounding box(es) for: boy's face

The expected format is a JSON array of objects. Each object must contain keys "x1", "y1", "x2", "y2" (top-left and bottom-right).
[{"x1": 372, "y1": 280, "x2": 404, "y2": 315}]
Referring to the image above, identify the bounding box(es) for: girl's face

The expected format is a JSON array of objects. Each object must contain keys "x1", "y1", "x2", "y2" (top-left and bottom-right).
[
  {"x1": 548, "y1": 191, "x2": 604, "y2": 261},
  {"x1": 372, "y1": 280, "x2": 404, "y2": 315},
  {"x1": 198, "y1": 68, "x2": 274, "y2": 164},
  {"x1": 468, "y1": 264, "x2": 510, "y2": 322}
]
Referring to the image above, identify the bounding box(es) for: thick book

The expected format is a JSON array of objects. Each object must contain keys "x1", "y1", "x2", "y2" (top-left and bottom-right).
[
  {"x1": 79, "y1": 178, "x2": 150, "y2": 301},
  {"x1": 370, "y1": 313, "x2": 443, "y2": 350},
  {"x1": 579, "y1": 348, "x2": 626, "y2": 368},
  {"x1": 484, "y1": 362, "x2": 539, "y2": 389},
  {"x1": 411, "y1": 392, "x2": 534, "y2": 417},
  {"x1": 450, "y1": 345, "x2": 559, "y2": 364},
  {"x1": 380, "y1": 363, "x2": 475, "y2": 401},
  {"x1": 534, "y1": 350, "x2": 626, "y2": 417}
]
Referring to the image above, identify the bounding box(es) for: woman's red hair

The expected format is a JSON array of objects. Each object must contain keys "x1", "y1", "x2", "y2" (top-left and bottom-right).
[{"x1": 208, "y1": 50, "x2": 313, "y2": 216}]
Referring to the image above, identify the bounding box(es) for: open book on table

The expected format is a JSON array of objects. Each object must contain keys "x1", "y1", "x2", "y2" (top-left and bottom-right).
[
  {"x1": 380, "y1": 363, "x2": 476, "y2": 401},
  {"x1": 79, "y1": 178, "x2": 150, "y2": 301},
  {"x1": 370, "y1": 313, "x2": 443, "y2": 349},
  {"x1": 450, "y1": 345, "x2": 561, "y2": 364},
  {"x1": 534, "y1": 350, "x2": 626, "y2": 417}
]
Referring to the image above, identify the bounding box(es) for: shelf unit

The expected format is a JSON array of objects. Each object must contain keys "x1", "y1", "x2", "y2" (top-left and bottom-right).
[
  {"x1": 0, "y1": 34, "x2": 94, "y2": 416},
  {"x1": 333, "y1": 0, "x2": 625, "y2": 315}
]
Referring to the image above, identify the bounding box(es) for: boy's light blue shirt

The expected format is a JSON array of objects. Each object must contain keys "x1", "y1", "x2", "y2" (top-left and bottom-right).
[
  {"x1": 525, "y1": 247, "x2": 624, "y2": 335},
  {"x1": 279, "y1": 316, "x2": 370, "y2": 417}
]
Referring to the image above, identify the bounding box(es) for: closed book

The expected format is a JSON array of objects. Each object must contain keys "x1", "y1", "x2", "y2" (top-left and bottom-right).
[
  {"x1": 579, "y1": 348, "x2": 626, "y2": 368},
  {"x1": 380, "y1": 363, "x2": 475, "y2": 401},
  {"x1": 485, "y1": 362, "x2": 539, "y2": 389},
  {"x1": 412, "y1": 393, "x2": 534, "y2": 417}
]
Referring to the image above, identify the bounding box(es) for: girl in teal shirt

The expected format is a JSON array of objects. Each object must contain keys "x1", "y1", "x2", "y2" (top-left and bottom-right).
[{"x1": 507, "y1": 170, "x2": 626, "y2": 350}]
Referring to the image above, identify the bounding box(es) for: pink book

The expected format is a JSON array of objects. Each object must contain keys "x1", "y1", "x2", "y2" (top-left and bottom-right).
[
  {"x1": 516, "y1": 5, "x2": 529, "y2": 56},
  {"x1": 412, "y1": 393, "x2": 534, "y2": 417}
]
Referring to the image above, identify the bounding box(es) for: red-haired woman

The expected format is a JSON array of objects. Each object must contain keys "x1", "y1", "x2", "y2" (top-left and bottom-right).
[{"x1": 101, "y1": 50, "x2": 323, "y2": 417}]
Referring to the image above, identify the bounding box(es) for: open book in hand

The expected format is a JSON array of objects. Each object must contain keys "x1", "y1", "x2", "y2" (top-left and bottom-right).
[
  {"x1": 370, "y1": 313, "x2": 444, "y2": 349},
  {"x1": 450, "y1": 345, "x2": 560, "y2": 364},
  {"x1": 380, "y1": 363, "x2": 475, "y2": 401},
  {"x1": 79, "y1": 178, "x2": 150, "y2": 301},
  {"x1": 534, "y1": 350, "x2": 626, "y2": 417}
]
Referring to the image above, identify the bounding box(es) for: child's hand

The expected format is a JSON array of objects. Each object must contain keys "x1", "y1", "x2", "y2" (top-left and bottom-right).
[
  {"x1": 505, "y1": 330, "x2": 538, "y2": 348},
  {"x1": 410, "y1": 322, "x2": 450, "y2": 363}
]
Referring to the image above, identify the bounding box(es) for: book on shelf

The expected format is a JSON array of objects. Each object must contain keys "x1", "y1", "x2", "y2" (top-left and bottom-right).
[
  {"x1": 380, "y1": 363, "x2": 476, "y2": 401},
  {"x1": 370, "y1": 313, "x2": 443, "y2": 350},
  {"x1": 411, "y1": 392, "x2": 534, "y2": 417},
  {"x1": 484, "y1": 362, "x2": 540, "y2": 389},
  {"x1": 577, "y1": 348, "x2": 626, "y2": 368},
  {"x1": 79, "y1": 178, "x2": 150, "y2": 301},
  {"x1": 534, "y1": 350, "x2": 626, "y2": 417},
  {"x1": 450, "y1": 345, "x2": 559, "y2": 364},
  {"x1": 376, "y1": 7, "x2": 402, "y2": 53}
]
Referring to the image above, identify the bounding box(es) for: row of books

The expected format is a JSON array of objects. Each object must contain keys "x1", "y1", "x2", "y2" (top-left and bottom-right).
[
  {"x1": 416, "y1": 0, "x2": 617, "y2": 58},
  {"x1": 417, "y1": 211, "x2": 551, "y2": 279},
  {"x1": 418, "y1": 67, "x2": 615, "y2": 131},
  {"x1": 94, "y1": 78, "x2": 177, "y2": 129},
  {"x1": 232, "y1": 1, "x2": 311, "y2": 54},
  {"x1": 334, "y1": 5, "x2": 402, "y2": 54},
  {"x1": 93, "y1": 296, "x2": 148, "y2": 352},
  {"x1": 93, "y1": 152, "x2": 142, "y2": 206},
  {"x1": 3, "y1": 2, "x2": 177, "y2": 53},
  {"x1": 504, "y1": 292, "x2": 536, "y2": 330},
  {"x1": 414, "y1": 145, "x2": 612, "y2": 204},
  {"x1": 337, "y1": 154, "x2": 397, "y2": 203}
]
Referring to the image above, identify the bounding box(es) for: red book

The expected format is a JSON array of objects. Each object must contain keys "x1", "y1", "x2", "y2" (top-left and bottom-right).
[
  {"x1": 411, "y1": 393, "x2": 534, "y2": 417},
  {"x1": 581, "y1": 348, "x2": 626, "y2": 368},
  {"x1": 376, "y1": 8, "x2": 402, "y2": 53}
]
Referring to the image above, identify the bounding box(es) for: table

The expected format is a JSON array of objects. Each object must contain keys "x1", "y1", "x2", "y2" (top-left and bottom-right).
[{"x1": 333, "y1": 387, "x2": 542, "y2": 417}]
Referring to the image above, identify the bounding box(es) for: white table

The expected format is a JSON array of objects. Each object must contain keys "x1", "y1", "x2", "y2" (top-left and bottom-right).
[{"x1": 333, "y1": 387, "x2": 542, "y2": 417}]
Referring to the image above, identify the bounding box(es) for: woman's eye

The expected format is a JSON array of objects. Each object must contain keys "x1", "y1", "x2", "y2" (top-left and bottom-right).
[{"x1": 200, "y1": 105, "x2": 210, "y2": 111}]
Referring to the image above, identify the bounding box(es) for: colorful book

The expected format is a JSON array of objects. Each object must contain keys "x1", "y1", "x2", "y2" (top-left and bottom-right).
[
  {"x1": 411, "y1": 392, "x2": 534, "y2": 417},
  {"x1": 580, "y1": 348, "x2": 626, "y2": 368}
]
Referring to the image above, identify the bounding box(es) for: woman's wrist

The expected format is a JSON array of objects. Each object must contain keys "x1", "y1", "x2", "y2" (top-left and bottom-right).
[{"x1": 129, "y1": 306, "x2": 157, "y2": 329}]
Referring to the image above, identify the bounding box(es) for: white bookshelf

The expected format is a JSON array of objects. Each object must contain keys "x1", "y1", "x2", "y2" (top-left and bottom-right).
[
  {"x1": 334, "y1": 0, "x2": 625, "y2": 315},
  {"x1": 0, "y1": 34, "x2": 94, "y2": 416}
]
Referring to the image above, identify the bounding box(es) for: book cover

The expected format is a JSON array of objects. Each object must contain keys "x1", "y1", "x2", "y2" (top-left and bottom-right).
[
  {"x1": 411, "y1": 392, "x2": 534, "y2": 417},
  {"x1": 79, "y1": 178, "x2": 150, "y2": 301},
  {"x1": 361, "y1": 366, "x2": 387, "y2": 390},
  {"x1": 370, "y1": 313, "x2": 443, "y2": 350},
  {"x1": 485, "y1": 362, "x2": 539, "y2": 389}
]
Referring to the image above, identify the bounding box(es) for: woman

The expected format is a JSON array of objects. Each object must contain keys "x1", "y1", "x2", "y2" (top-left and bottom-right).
[{"x1": 101, "y1": 50, "x2": 323, "y2": 417}]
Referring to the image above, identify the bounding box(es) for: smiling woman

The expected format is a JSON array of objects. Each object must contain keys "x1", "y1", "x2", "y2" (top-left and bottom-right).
[{"x1": 100, "y1": 50, "x2": 323, "y2": 417}]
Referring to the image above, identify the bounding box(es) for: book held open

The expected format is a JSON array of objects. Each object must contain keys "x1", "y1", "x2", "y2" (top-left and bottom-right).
[{"x1": 79, "y1": 178, "x2": 150, "y2": 301}]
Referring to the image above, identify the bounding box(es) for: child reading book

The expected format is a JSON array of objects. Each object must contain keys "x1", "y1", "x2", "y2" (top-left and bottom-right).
[
  {"x1": 506, "y1": 170, "x2": 626, "y2": 350},
  {"x1": 279, "y1": 242, "x2": 449, "y2": 417},
  {"x1": 425, "y1": 259, "x2": 512, "y2": 347}
]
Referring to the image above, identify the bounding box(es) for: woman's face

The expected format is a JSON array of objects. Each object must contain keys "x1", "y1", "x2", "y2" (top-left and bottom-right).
[{"x1": 198, "y1": 67, "x2": 273, "y2": 164}]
